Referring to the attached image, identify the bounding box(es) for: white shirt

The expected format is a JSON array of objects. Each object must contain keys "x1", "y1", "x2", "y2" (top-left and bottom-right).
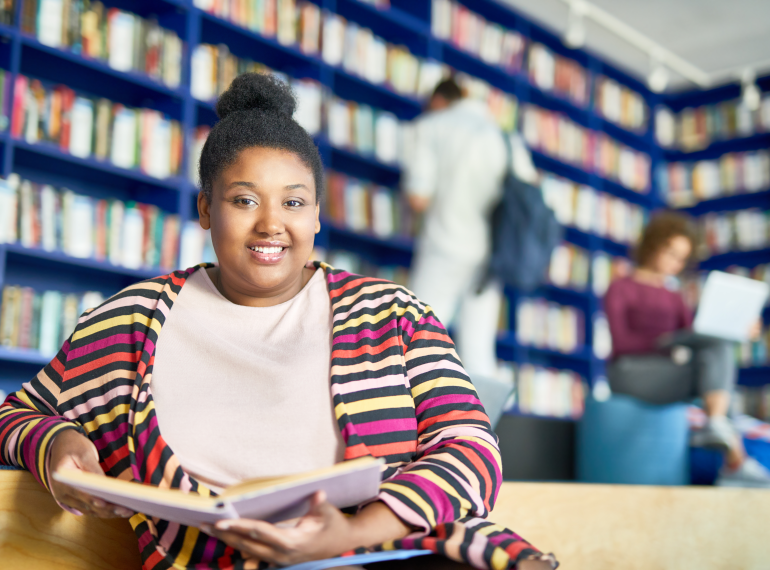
[
  {"x1": 403, "y1": 99, "x2": 537, "y2": 265},
  {"x1": 151, "y1": 268, "x2": 345, "y2": 492}
]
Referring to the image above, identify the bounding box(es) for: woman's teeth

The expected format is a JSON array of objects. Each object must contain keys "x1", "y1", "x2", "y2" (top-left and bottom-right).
[{"x1": 250, "y1": 246, "x2": 284, "y2": 254}]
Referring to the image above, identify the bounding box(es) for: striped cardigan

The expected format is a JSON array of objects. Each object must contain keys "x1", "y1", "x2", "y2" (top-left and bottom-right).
[{"x1": 0, "y1": 263, "x2": 555, "y2": 569}]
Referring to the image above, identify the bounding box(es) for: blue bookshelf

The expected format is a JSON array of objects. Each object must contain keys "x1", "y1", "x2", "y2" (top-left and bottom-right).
[{"x1": 1, "y1": 0, "x2": 766, "y2": 414}]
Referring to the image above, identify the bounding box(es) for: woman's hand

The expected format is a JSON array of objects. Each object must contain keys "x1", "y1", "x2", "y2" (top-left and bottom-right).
[
  {"x1": 748, "y1": 320, "x2": 763, "y2": 341},
  {"x1": 49, "y1": 429, "x2": 133, "y2": 518},
  {"x1": 203, "y1": 492, "x2": 412, "y2": 566}
]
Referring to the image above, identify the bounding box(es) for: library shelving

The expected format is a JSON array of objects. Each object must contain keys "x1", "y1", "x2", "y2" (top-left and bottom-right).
[{"x1": 1, "y1": 0, "x2": 768, "y2": 416}]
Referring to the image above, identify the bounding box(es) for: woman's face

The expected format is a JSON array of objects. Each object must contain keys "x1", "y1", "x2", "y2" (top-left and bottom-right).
[
  {"x1": 651, "y1": 235, "x2": 692, "y2": 277},
  {"x1": 198, "y1": 147, "x2": 320, "y2": 306}
]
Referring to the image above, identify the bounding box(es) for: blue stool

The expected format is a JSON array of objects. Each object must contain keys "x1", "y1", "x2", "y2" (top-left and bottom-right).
[{"x1": 577, "y1": 394, "x2": 690, "y2": 485}]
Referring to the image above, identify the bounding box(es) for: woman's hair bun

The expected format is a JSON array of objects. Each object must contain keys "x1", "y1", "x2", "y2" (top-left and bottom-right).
[{"x1": 215, "y1": 72, "x2": 297, "y2": 120}]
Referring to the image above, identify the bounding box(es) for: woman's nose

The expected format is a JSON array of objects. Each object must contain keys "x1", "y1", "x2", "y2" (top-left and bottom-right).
[{"x1": 255, "y1": 203, "x2": 285, "y2": 236}]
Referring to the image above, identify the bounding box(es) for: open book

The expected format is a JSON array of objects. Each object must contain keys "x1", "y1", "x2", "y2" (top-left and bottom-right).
[{"x1": 53, "y1": 456, "x2": 384, "y2": 528}]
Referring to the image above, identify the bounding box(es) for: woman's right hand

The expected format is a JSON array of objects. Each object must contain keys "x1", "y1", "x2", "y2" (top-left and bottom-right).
[{"x1": 49, "y1": 429, "x2": 133, "y2": 518}]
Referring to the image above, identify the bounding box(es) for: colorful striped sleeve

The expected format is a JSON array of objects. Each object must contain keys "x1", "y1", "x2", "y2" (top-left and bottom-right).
[
  {"x1": 0, "y1": 336, "x2": 84, "y2": 490},
  {"x1": 375, "y1": 304, "x2": 503, "y2": 534}
]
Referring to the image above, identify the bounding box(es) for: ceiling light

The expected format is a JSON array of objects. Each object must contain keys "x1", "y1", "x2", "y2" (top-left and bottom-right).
[
  {"x1": 741, "y1": 68, "x2": 761, "y2": 111},
  {"x1": 647, "y1": 52, "x2": 669, "y2": 93},
  {"x1": 564, "y1": 0, "x2": 587, "y2": 48}
]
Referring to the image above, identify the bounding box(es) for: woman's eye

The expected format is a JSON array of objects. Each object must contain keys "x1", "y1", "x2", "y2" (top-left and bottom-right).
[
  {"x1": 236, "y1": 198, "x2": 256, "y2": 207},
  {"x1": 285, "y1": 200, "x2": 303, "y2": 208}
]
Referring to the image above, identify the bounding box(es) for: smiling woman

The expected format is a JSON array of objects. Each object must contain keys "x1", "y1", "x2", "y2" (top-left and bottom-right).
[{"x1": 0, "y1": 73, "x2": 557, "y2": 570}]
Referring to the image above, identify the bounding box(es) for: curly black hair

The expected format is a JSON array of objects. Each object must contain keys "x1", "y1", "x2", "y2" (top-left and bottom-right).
[{"x1": 198, "y1": 73, "x2": 324, "y2": 202}]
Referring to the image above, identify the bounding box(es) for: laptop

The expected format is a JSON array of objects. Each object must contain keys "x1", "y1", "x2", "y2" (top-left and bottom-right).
[{"x1": 692, "y1": 271, "x2": 769, "y2": 343}]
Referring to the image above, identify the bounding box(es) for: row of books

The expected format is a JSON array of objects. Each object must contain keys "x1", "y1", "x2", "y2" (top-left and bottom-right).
[
  {"x1": 591, "y1": 253, "x2": 631, "y2": 297},
  {"x1": 321, "y1": 11, "x2": 437, "y2": 98},
  {"x1": 315, "y1": 247, "x2": 410, "y2": 287},
  {"x1": 431, "y1": 0, "x2": 526, "y2": 73},
  {"x1": 0, "y1": 0, "x2": 12, "y2": 25},
  {"x1": 326, "y1": 96, "x2": 402, "y2": 165},
  {"x1": 528, "y1": 43, "x2": 589, "y2": 108},
  {"x1": 521, "y1": 105, "x2": 651, "y2": 193},
  {"x1": 190, "y1": 43, "x2": 276, "y2": 103},
  {"x1": 514, "y1": 363, "x2": 586, "y2": 419},
  {"x1": 657, "y1": 150, "x2": 770, "y2": 208},
  {"x1": 432, "y1": 0, "x2": 651, "y2": 132},
  {"x1": 193, "y1": 0, "x2": 315, "y2": 50},
  {"x1": 324, "y1": 171, "x2": 414, "y2": 239},
  {"x1": 594, "y1": 75, "x2": 648, "y2": 133},
  {"x1": 516, "y1": 298, "x2": 584, "y2": 355},
  {"x1": 0, "y1": 285, "x2": 105, "y2": 357},
  {"x1": 548, "y1": 243, "x2": 589, "y2": 292},
  {"x1": 655, "y1": 95, "x2": 770, "y2": 151},
  {"x1": 194, "y1": 0, "x2": 437, "y2": 99},
  {"x1": 541, "y1": 172, "x2": 647, "y2": 246},
  {"x1": 431, "y1": 0, "x2": 590, "y2": 109},
  {"x1": 11, "y1": 75, "x2": 184, "y2": 179},
  {"x1": 26, "y1": 1, "x2": 183, "y2": 89},
  {"x1": 697, "y1": 209, "x2": 770, "y2": 257},
  {"x1": 0, "y1": 174, "x2": 181, "y2": 270},
  {"x1": 735, "y1": 385, "x2": 770, "y2": 423}
]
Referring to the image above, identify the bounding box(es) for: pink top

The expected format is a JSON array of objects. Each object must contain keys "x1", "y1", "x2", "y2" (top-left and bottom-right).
[
  {"x1": 604, "y1": 276, "x2": 693, "y2": 359},
  {"x1": 150, "y1": 267, "x2": 345, "y2": 492}
]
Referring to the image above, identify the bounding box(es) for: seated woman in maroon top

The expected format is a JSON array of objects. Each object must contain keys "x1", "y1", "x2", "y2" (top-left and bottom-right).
[{"x1": 604, "y1": 212, "x2": 770, "y2": 488}]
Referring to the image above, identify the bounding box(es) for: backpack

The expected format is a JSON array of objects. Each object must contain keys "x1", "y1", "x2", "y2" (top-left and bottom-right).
[{"x1": 483, "y1": 133, "x2": 563, "y2": 292}]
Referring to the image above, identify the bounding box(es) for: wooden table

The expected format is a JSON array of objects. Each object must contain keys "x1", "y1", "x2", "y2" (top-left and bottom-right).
[{"x1": 2, "y1": 470, "x2": 770, "y2": 569}]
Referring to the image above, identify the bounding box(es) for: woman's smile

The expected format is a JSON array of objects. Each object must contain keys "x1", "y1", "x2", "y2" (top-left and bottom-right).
[{"x1": 247, "y1": 241, "x2": 290, "y2": 264}]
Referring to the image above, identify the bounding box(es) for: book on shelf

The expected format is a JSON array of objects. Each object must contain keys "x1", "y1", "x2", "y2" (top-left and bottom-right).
[
  {"x1": 515, "y1": 298, "x2": 584, "y2": 354},
  {"x1": 431, "y1": 0, "x2": 526, "y2": 73},
  {"x1": 521, "y1": 105, "x2": 651, "y2": 193},
  {"x1": 319, "y1": 10, "x2": 425, "y2": 97},
  {"x1": 0, "y1": 69, "x2": 10, "y2": 131},
  {"x1": 594, "y1": 76, "x2": 647, "y2": 133},
  {"x1": 657, "y1": 150, "x2": 770, "y2": 208},
  {"x1": 324, "y1": 171, "x2": 414, "y2": 240},
  {"x1": 0, "y1": 174, "x2": 181, "y2": 271},
  {"x1": 325, "y1": 96, "x2": 402, "y2": 165},
  {"x1": 0, "y1": 285, "x2": 105, "y2": 356},
  {"x1": 194, "y1": 0, "x2": 317, "y2": 46},
  {"x1": 27, "y1": 1, "x2": 182, "y2": 89},
  {"x1": 655, "y1": 95, "x2": 770, "y2": 151},
  {"x1": 540, "y1": 172, "x2": 646, "y2": 245},
  {"x1": 592, "y1": 312, "x2": 612, "y2": 360},
  {"x1": 53, "y1": 456, "x2": 384, "y2": 528},
  {"x1": 10, "y1": 74, "x2": 183, "y2": 178},
  {"x1": 0, "y1": 0, "x2": 12, "y2": 25},
  {"x1": 697, "y1": 209, "x2": 770, "y2": 257},
  {"x1": 514, "y1": 363, "x2": 585, "y2": 419},
  {"x1": 548, "y1": 243, "x2": 589, "y2": 291},
  {"x1": 528, "y1": 43, "x2": 589, "y2": 108}
]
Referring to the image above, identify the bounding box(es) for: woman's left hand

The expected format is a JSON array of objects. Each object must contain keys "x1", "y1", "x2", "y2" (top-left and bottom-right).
[
  {"x1": 748, "y1": 320, "x2": 763, "y2": 341},
  {"x1": 202, "y1": 491, "x2": 355, "y2": 566}
]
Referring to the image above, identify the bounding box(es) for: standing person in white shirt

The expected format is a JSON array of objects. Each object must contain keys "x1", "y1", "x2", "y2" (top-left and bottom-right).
[{"x1": 404, "y1": 78, "x2": 537, "y2": 388}]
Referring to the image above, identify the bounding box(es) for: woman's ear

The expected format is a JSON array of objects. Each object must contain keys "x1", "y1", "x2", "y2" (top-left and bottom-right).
[
  {"x1": 198, "y1": 191, "x2": 211, "y2": 230},
  {"x1": 315, "y1": 202, "x2": 321, "y2": 234}
]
